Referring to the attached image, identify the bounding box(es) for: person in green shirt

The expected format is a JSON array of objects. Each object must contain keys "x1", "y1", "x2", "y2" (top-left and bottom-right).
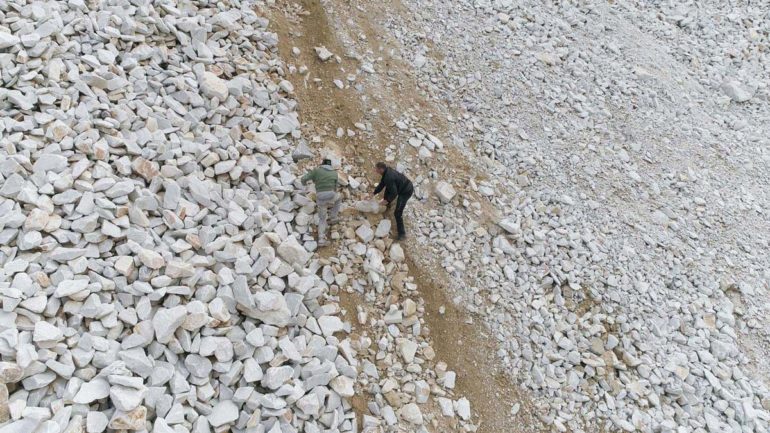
[{"x1": 301, "y1": 158, "x2": 340, "y2": 246}]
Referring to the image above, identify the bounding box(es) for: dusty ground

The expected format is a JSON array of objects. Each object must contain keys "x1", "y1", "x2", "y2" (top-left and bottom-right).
[{"x1": 263, "y1": 1, "x2": 551, "y2": 432}]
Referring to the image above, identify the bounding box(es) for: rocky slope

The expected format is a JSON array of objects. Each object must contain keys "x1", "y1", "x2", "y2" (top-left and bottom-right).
[
  {"x1": 0, "y1": 1, "x2": 358, "y2": 432},
  {"x1": 373, "y1": 0, "x2": 770, "y2": 431},
  {"x1": 3, "y1": 0, "x2": 770, "y2": 433}
]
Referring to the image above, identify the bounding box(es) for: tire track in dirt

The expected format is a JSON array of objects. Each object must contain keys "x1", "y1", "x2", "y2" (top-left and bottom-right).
[{"x1": 263, "y1": 1, "x2": 551, "y2": 432}]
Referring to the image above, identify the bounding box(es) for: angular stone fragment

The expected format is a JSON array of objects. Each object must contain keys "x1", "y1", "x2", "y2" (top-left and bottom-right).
[
  {"x1": 292, "y1": 141, "x2": 314, "y2": 162},
  {"x1": 434, "y1": 181, "x2": 456, "y2": 203},
  {"x1": 248, "y1": 291, "x2": 291, "y2": 326},
  {"x1": 318, "y1": 315, "x2": 344, "y2": 337},
  {"x1": 87, "y1": 411, "x2": 109, "y2": 433},
  {"x1": 109, "y1": 406, "x2": 146, "y2": 430},
  {"x1": 110, "y1": 381, "x2": 147, "y2": 412},
  {"x1": 330, "y1": 375, "x2": 354, "y2": 397},
  {"x1": 272, "y1": 114, "x2": 299, "y2": 135},
  {"x1": 55, "y1": 279, "x2": 89, "y2": 298},
  {"x1": 33, "y1": 154, "x2": 68, "y2": 173},
  {"x1": 498, "y1": 217, "x2": 520, "y2": 234},
  {"x1": 208, "y1": 400, "x2": 238, "y2": 427},
  {"x1": 152, "y1": 306, "x2": 187, "y2": 343},
  {"x1": 200, "y1": 72, "x2": 229, "y2": 100},
  {"x1": 138, "y1": 249, "x2": 165, "y2": 269},
  {"x1": 165, "y1": 260, "x2": 194, "y2": 278},
  {"x1": 314, "y1": 46, "x2": 334, "y2": 61},
  {"x1": 277, "y1": 236, "x2": 310, "y2": 266},
  {"x1": 262, "y1": 366, "x2": 294, "y2": 389},
  {"x1": 74, "y1": 379, "x2": 110, "y2": 404},
  {"x1": 354, "y1": 200, "x2": 385, "y2": 214},
  {"x1": 721, "y1": 80, "x2": 755, "y2": 102},
  {"x1": 390, "y1": 243, "x2": 405, "y2": 262},
  {"x1": 397, "y1": 339, "x2": 418, "y2": 363},
  {"x1": 375, "y1": 219, "x2": 391, "y2": 237},
  {"x1": 0, "y1": 31, "x2": 20, "y2": 49},
  {"x1": 0, "y1": 363, "x2": 23, "y2": 384},
  {"x1": 456, "y1": 398, "x2": 471, "y2": 420},
  {"x1": 399, "y1": 403, "x2": 424, "y2": 425},
  {"x1": 356, "y1": 224, "x2": 374, "y2": 242},
  {"x1": 33, "y1": 321, "x2": 63, "y2": 345}
]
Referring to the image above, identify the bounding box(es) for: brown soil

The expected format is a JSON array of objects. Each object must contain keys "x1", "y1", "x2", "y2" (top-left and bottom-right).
[
  {"x1": 407, "y1": 254, "x2": 550, "y2": 433},
  {"x1": 265, "y1": 1, "x2": 552, "y2": 432}
]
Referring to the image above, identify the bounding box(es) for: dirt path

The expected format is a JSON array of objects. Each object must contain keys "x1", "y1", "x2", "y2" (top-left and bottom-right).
[{"x1": 263, "y1": 1, "x2": 553, "y2": 432}]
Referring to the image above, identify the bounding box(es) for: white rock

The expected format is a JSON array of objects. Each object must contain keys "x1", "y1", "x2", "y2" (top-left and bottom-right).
[
  {"x1": 330, "y1": 375, "x2": 355, "y2": 397},
  {"x1": 434, "y1": 181, "x2": 456, "y2": 204},
  {"x1": 252, "y1": 291, "x2": 292, "y2": 326},
  {"x1": 398, "y1": 403, "x2": 423, "y2": 425},
  {"x1": 33, "y1": 321, "x2": 63, "y2": 344},
  {"x1": 208, "y1": 400, "x2": 239, "y2": 427},
  {"x1": 73, "y1": 379, "x2": 110, "y2": 404},
  {"x1": 355, "y1": 224, "x2": 374, "y2": 242},
  {"x1": 0, "y1": 31, "x2": 20, "y2": 49},
  {"x1": 437, "y1": 397, "x2": 454, "y2": 417},
  {"x1": 354, "y1": 200, "x2": 385, "y2": 213},
  {"x1": 455, "y1": 397, "x2": 471, "y2": 421},
  {"x1": 721, "y1": 80, "x2": 755, "y2": 102},
  {"x1": 375, "y1": 219, "x2": 392, "y2": 237},
  {"x1": 87, "y1": 411, "x2": 109, "y2": 433},
  {"x1": 390, "y1": 243, "x2": 405, "y2": 262},
  {"x1": 318, "y1": 316, "x2": 344, "y2": 336},
  {"x1": 314, "y1": 46, "x2": 334, "y2": 61},
  {"x1": 277, "y1": 236, "x2": 311, "y2": 266},
  {"x1": 397, "y1": 339, "x2": 418, "y2": 363},
  {"x1": 200, "y1": 72, "x2": 229, "y2": 100},
  {"x1": 152, "y1": 306, "x2": 187, "y2": 344},
  {"x1": 138, "y1": 249, "x2": 164, "y2": 269}
]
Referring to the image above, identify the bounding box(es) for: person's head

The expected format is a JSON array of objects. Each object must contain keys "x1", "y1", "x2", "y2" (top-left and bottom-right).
[
  {"x1": 375, "y1": 161, "x2": 387, "y2": 175},
  {"x1": 322, "y1": 158, "x2": 332, "y2": 166}
]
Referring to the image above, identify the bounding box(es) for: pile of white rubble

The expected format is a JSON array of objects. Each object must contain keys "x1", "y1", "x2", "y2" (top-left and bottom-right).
[
  {"x1": 0, "y1": 1, "x2": 362, "y2": 431},
  {"x1": 373, "y1": 0, "x2": 770, "y2": 432},
  {"x1": 317, "y1": 203, "x2": 475, "y2": 433}
]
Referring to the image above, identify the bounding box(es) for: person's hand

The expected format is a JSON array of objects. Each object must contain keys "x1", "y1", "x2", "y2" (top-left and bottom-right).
[{"x1": 379, "y1": 199, "x2": 388, "y2": 206}]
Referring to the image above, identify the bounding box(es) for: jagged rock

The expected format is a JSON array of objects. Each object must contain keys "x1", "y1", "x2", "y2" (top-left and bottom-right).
[
  {"x1": 200, "y1": 72, "x2": 229, "y2": 100},
  {"x1": 315, "y1": 46, "x2": 334, "y2": 61},
  {"x1": 721, "y1": 80, "x2": 755, "y2": 102},
  {"x1": 277, "y1": 236, "x2": 311, "y2": 266},
  {"x1": 434, "y1": 181, "x2": 456, "y2": 203},
  {"x1": 399, "y1": 403, "x2": 424, "y2": 425}
]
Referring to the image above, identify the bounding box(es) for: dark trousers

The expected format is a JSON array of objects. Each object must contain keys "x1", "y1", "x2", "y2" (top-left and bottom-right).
[{"x1": 393, "y1": 189, "x2": 412, "y2": 236}]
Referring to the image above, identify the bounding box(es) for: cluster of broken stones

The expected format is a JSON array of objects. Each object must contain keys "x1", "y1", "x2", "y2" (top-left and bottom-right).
[
  {"x1": 320, "y1": 205, "x2": 475, "y2": 432},
  {"x1": 369, "y1": 0, "x2": 770, "y2": 432},
  {"x1": 0, "y1": 1, "x2": 367, "y2": 432}
]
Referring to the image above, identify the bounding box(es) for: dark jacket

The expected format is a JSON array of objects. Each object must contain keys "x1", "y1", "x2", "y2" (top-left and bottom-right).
[{"x1": 374, "y1": 167, "x2": 413, "y2": 203}]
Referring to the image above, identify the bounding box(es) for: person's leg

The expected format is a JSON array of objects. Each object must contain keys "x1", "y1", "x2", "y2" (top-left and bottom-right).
[
  {"x1": 394, "y1": 190, "x2": 412, "y2": 238},
  {"x1": 330, "y1": 192, "x2": 341, "y2": 222},
  {"x1": 316, "y1": 192, "x2": 333, "y2": 244}
]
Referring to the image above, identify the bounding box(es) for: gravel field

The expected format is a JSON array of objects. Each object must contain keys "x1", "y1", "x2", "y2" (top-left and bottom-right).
[
  {"x1": 2, "y1": 0, "x2": 770, "y2": 432},
  {"x1": 375, "y1": 0, "x2": 770, "y2": 431}
]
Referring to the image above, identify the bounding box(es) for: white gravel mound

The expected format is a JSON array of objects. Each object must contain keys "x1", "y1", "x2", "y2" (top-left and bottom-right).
[
  {"x1": 0, "y1": 1, "x2": 357, "y2": 432},
  {"x1": 376, "y1": 0, "x2": 770, "y2": 431}
]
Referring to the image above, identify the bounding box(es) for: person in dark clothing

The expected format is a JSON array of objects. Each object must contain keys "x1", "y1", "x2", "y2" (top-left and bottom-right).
[{"x1": 372, "y1": 162, "x2": 414, "y2": 240}]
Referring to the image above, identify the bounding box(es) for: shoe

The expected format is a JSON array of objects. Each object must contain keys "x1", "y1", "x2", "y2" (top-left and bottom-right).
[{"x1": 396, "y1": 233, "x2": 406, "y2": 241}]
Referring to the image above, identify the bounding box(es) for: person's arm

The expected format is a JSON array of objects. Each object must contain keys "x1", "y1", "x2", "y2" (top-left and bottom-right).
[
  {"x1": 382, "y1": 176, "x2": 397, "y2": 203},
  {"x1": 301, "y1": 169, "x2": 315, "y2": 185},
  {"x1": 385, "y1": 181, "x2": 398, "y2": 203},
  {"x1": 373, "y1": 175, "x2": 385, "y2": 195}
]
